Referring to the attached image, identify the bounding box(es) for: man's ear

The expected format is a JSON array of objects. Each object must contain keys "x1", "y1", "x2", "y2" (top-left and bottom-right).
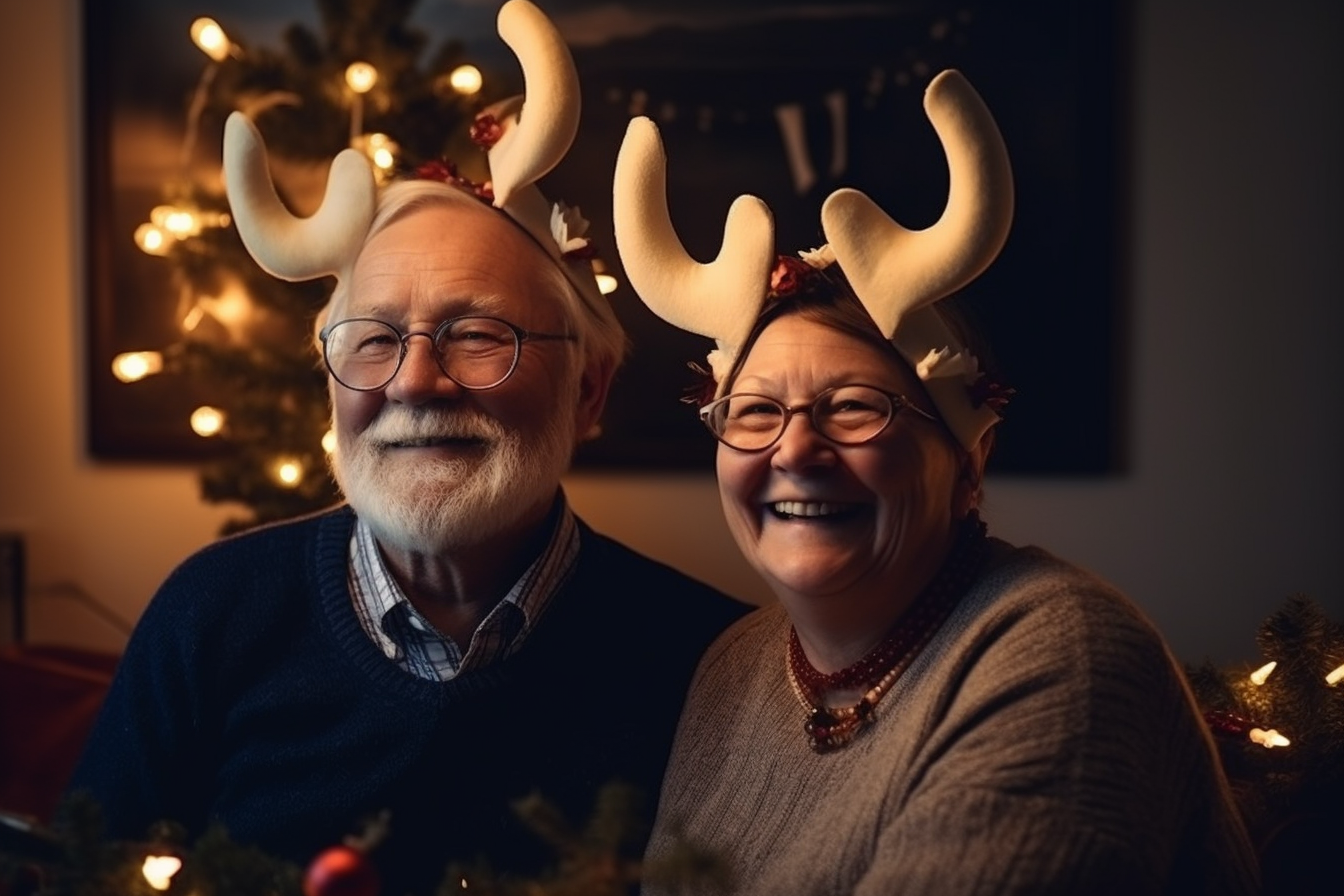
[{"x1": 575, "y1": 356, "x2": 616, "y2": 443}]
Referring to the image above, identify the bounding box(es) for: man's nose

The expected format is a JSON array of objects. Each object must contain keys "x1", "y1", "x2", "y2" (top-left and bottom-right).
[{"x1": 383, "y1": 336, "x2": 461, "y2": 402}]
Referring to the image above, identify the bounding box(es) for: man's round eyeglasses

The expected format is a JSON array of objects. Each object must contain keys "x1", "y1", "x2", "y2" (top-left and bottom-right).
[
  {"x1": 318, "y1": 315, "x2": 575, "y2": 392},
  {"x1": 699, "y1": 384, "x2": 937, "y2": 452}
]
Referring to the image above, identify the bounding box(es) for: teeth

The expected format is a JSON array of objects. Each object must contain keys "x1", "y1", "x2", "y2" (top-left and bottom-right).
[{"x1": 771, "y1": 501, "x2": 850, "y2": 518}]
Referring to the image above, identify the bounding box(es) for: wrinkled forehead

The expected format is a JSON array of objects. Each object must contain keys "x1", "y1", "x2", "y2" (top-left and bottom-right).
[
  {"x1": 332, "y1": 190, "x2": 570, "y2": 322},
  {"x1": 731, "y1": 308, "x2": 939, "y2": 414}
]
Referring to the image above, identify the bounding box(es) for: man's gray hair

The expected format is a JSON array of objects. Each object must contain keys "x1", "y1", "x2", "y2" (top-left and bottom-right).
[{"x1": 317, "y1": 179, "x2": 628, "y2": 378}]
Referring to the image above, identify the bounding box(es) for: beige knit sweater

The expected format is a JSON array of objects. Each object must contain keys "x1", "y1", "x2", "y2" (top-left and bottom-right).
[{"x1": 642, "y1": 542, "x2": 1259, "y2": 896}]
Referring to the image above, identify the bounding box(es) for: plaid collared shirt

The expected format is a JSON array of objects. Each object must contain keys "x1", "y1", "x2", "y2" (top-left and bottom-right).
[{"x1": 347, "y1": 501, "x2": 579, "y2": 681}]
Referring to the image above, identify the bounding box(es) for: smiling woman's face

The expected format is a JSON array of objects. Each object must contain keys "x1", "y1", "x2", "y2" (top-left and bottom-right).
[{"x1": 715, "y1": 312, "x2": 978, "y2": 608}]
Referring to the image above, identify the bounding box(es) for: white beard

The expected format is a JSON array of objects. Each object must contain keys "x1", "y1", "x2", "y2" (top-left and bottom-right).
[{"x1": 330, "y1": 399, "x2": 576, "y2": 554}]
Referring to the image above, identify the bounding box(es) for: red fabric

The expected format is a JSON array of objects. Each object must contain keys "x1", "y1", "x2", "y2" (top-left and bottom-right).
[{"x1": 0, "y1": 645, "x2": 117, "y2": 822}]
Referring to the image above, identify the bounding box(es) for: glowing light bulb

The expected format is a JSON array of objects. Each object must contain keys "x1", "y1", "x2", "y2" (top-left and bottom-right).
[
  {"x1": 134, "y1": 223, "x2": 171, "y2": 256},
  {"x1": 142, "y1": 855, "x2": 182, "y2": 891},
  {"x1": 361, "y1": 133, "x2": 398, "y2": 171},
  {"x1": 345, "y1": 62, "x2": 378, "y2": 94},
  {"x1": 321, "y1": 430, "x2": 338, "y2": 454},
  {"x1": 1327, "y1": 664, "x2": 1344, "y2": 686},
  {"x1": 150, "y1": 204, "x2": 200, "y2": 238},
  {"x1": 274, "y1": 458, "x2": 304, "y2": 487},
  {"x1": 190, "y1": 406, "x2": 226, "y2": 437},
  {"x1": 1249, "y1": 661, "x2": 1277, "y2": 686},
  {"x1": 449, "y1": 64, "x2": 483, "y2": 96},
  {"x1": 190, "y1": 17, "x2": 231, "y2": 62},
  {"x1": 1249, "y1": 727, "x2": 1290, "y2": 749},
  {"x1": 181, "y1": 305, "x2": 206, "y2": 332},
  {"x1": 595, "y1": 273, "x2": 618, "y2": 296},
  {"x1": 111, "y1": 351, "x2": 164, "y2": 383}
]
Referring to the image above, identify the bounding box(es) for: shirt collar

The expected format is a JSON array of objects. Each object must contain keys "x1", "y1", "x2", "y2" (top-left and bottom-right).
[{"x1": 347, "y1": 493, "x2": 579, "y2": 677}]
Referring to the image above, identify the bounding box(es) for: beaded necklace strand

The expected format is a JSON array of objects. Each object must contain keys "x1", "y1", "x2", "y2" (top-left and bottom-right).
[{"x1": 786, "y1": 513, "x2": 988, "y2": 753}]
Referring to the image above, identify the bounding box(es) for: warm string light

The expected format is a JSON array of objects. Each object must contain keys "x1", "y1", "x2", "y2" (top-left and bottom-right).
[
  {"x1": 1249, "y1": 727, "x2": 1290, "y2": 749},
  {"x1": 345, "y1": 61, "x2": 379, "y2": 144},
  {"x1": 273, "y1": 457, "x2": 305, "y2": 487},
  {"x1": 351, "y1": 132, "x2": 399, "y2": 181},
  {"x1": 141, "y1": 855, "x2": 182, "y2": 891},
  {"x1": 448, "y1": 64, "x2": 482, "y2": 96},
  {"x1": 190, "y1": 17, "x2": 232, "y2": 62},
  {"x1": 591, "y1": 259, "x2": 619, "y2": 295},
  {"x1": 1249, "y1": 661, "x2": 1277, "y2": 686},
  {"x1": 191, "y1": 406, "x2": 226, "y2": 437},
  {"x1": 1326, "y1": 663, "x2": 1344, "y2": 686},
  {"x1": 111, "y1": 351, "x2": 164, "y2": 383}
]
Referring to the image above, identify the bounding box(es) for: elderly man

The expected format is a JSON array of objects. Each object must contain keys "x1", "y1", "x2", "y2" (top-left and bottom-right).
[{"x1": 66, "y1": 3, "x2": 746, "y2": 893}]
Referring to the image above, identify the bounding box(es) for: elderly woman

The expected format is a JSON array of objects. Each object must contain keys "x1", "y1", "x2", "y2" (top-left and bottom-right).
[{"x1": 613, "y1": 71, "x2": 1259, "y2": 894}]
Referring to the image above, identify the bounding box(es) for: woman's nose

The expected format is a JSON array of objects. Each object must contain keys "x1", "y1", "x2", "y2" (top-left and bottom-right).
[{"x1": 770, "y1": 411, "x2": 837, "y2": 471}]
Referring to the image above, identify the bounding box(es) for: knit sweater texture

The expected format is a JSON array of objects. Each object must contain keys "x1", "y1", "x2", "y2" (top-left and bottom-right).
[
  {"x1": 67, "y1": 505, "x2": 748, "y2": 895},
  {"x1": 643, "y1": 541, "x2": 1260, "y2": 895}
]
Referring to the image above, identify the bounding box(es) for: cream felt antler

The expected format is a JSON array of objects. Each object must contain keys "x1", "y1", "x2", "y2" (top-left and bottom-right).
[
  {"x1": 223, "y1": 114, "x2": 376, "y2": 282},
  {"x1": 821, "y1": 69, "x2": 1013, "y2": 339},
  {"x1": 613, "y1": 68, "x2": 1014, "y2": 450},
  {"x1": 223, "y1": 0, "x2": 600, "y2": 308},
  {"x1": 488, "y1": 0, "x2": 580, "y2": 209},
  {"x1": 823, "y1": 69, "x2": 1013, "y2": 450},
  {"x1": 612, "y1": 116, "x2": 776, "y2": 372}
]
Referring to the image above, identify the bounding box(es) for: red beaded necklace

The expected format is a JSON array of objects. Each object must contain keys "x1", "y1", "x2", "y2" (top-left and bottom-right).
[{"x1": 786, "y1": 513, "x2": 988, "y2": 753}]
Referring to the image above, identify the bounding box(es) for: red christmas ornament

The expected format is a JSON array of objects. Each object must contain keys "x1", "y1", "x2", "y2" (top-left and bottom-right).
[{"x1": 303, "y1": 845, "x2": 379, "y2": 896}]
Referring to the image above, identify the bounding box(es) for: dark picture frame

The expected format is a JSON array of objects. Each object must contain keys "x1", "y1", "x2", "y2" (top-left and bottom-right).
[{"x1": 84, "y1": 1, "x2": 1129, "y2": 474}]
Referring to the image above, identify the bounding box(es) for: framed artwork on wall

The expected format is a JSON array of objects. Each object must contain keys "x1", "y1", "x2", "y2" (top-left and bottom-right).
[{"x1": 84, "y1": 0, "x2": 1128, "y2": 475}]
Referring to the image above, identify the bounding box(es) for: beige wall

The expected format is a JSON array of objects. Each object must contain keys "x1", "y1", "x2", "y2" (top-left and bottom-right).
[{"x1": 1, "y1": 0, "x2": 1340, "y2": 664}]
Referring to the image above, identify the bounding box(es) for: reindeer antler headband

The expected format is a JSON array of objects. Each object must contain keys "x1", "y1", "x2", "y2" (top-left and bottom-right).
[
  {"x1": 222, "y1": 0, "x2": 604, "y2": 316},
  {"x1": 612, "y1": 69, "x2": 1014, "y2": 451}
]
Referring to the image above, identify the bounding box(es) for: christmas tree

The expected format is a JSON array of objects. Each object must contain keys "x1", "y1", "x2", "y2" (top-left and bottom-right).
[
  {"x1": 1186, "y1": 595, "x2": 1344, "y2": 895},
  {"x1": 114, "y1": 0, "x2": 500, "y2": 534}
]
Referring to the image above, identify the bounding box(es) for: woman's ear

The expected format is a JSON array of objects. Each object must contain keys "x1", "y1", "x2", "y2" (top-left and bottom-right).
[{"x1": 953, "y1": 438, "x2": 991, "y2": 519}]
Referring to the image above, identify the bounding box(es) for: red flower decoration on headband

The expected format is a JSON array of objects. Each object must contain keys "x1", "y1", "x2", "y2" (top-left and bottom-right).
[
  {"x1": 415, "y1": 159, "x2": 458, "y2": 182},
  {"x1": 768, "y1": 255, "x2": 814, "y2": 298},
  {"x1": 413, "y1": 158, "x2": 494, "y2": 202},
  {"x1": 470, "y1": 113, "x2": 504, "y2": 150},
  {"x1": 968, "y1": 373, "x2": 1015, "y2": 415},
  {"x1": 680, "y1": 361, "x2": 718, "y2": 408}
]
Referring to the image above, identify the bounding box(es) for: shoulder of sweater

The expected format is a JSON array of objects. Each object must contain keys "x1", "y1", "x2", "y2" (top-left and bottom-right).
[
  {"x1": 692, "y1": 603, "x2": 787, "y2": 678},
  {"x1": 940, "y1": 540, "x2": 1181, "y2": 690},
  {"x1": 139, "y1": 505, "x2": 351, "y2": 623},
  {"x1": 966, "y1": 541, "x2": 1153, "y2": 631}
]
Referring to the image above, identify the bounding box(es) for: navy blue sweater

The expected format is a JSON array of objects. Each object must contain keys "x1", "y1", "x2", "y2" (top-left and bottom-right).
[{"x1": 68, "y1": 505, "x2": 748, "y2": 894}]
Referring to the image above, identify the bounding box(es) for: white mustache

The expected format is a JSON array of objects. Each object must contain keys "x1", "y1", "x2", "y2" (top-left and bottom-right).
[{"x1": 362, "y1": 406, "x2": 502, "y2": 445}]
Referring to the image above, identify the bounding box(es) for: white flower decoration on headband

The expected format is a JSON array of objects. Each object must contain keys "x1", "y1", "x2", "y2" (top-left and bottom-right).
[
  {"x1": 798, "y1": 245, "x2": 836, "y2": 269},
  {"x1": 222, "y1": 0, "x2": 605, "y2": 316},
  {"x1": 551, "y1": 202, "x2": 592, "y2": 256},
  {"x1": 916, "y1": 347, "x2": 980, "y2": 382},
  {"x1": 613, "y1": 69, "x2": 1014, "y2": 451}
]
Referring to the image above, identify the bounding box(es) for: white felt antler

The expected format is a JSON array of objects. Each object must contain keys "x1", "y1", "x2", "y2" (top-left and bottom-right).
[
  {"x1": 222, "y1": 112, "x2": 377, "y2": 282},
  {"x1": 821, "y1": 69, "x2": 1014, "y2": 338},
  {"x1": 612, "y1": 116, "x2": 775, "y2": 355}
]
